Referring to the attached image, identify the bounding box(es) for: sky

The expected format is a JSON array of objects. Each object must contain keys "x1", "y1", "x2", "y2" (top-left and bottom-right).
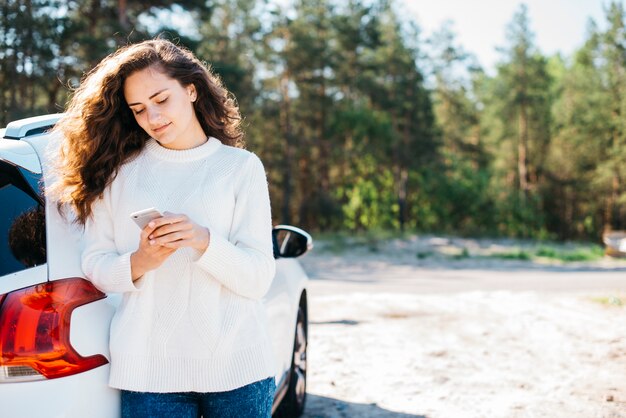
[{"x1": 402, "y1": 0, "x2": 608, "y2": 74}]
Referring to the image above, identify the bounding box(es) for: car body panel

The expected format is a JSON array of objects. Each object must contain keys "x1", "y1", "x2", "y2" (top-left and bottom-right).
[
  {"x1": 0, "y1": 264, "x2": 47, "y2": 295},
  {"x1": 3, "y1": 114, "x2": 64, "y2": 140},
  {"x1": 0, "y1": 366, "x2": 119, "y2": 418},
  {"x1": 265, "y1": 258, "x2": 308, "y2": 378},
  {"x1": 0, "y1": 139, "x2": 41, "y2": 173}
]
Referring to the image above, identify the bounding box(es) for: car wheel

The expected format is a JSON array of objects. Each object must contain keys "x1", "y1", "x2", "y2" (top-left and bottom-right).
[{"x1": 276, "y1": 304, "x2": 307, "y2": 417}]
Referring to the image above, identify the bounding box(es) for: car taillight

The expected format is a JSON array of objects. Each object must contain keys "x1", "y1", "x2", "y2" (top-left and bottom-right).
[{"x1": 0, "y1": 277, "x2": 108, "y2": 382}]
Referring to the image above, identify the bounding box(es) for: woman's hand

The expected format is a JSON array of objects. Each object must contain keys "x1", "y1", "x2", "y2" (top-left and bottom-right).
[
  {"x1": 146, "y1": 212, "x2": 210, "y2": 252},
  {"x1": 130, "y1": 220, "x2": 177, "y2": 281}
]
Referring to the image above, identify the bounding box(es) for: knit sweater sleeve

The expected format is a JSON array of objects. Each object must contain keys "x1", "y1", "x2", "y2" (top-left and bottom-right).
[
  {"x1": 194, "y1": 153, "x2": 276, "y2": 300},
  {"x1": 81, "y1": 191, "x2": 141, "y2": 294}
]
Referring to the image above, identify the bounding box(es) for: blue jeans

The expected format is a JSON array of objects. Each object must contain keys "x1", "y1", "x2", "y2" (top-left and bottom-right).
[{"x1": 121, "y1": 377, "x2": 276, "y2": 418}]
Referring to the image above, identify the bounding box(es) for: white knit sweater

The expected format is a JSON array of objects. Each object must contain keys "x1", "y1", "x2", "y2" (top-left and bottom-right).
[{"x1": 81, "y1": 137, "x2": 276, "y2": 393}]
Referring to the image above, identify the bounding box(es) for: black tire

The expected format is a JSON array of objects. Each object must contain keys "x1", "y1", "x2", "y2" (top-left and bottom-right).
[{"x1": 276, "y1": 304, "x2": 307, "y2": 417}]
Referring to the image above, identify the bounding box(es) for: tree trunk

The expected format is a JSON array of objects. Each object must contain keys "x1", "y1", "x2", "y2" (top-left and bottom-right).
[
  {"x1": 397, "y1": 167, "x2": 408, "y2": 231},
  {"x1": 316, "y1": 21, "x2": 330, "y2": 197},
  {"x1": 318, "y1": 80, "x2": 329, "y2": 193},
  {"x1": 279, "y1": 71, "x2": 293, "y2": 224},
  {"x1": 604, "y1": 174, "x2": 619, "y2": 232},
  {"x1": 297, "y1": 147, "x2": 313, "y2": 229},
  {"x1": 518, "y1": 100, "x2": 529, "y2": 199},
  {"x1": 118, "y1": 0, "x2": 129, "y2": 30},
  {"x1": 47, "y1": 84, "x2": 61, "y2": 113}
]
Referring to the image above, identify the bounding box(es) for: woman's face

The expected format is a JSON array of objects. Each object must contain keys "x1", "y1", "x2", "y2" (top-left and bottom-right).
[{"x1": 123, "y1": 66, "x2": 206, "y2": 150}]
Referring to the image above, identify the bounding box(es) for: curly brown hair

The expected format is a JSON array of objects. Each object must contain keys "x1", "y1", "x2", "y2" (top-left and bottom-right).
[{"x1": 50, "y1": 39, "x2": 243, "y2": 225}]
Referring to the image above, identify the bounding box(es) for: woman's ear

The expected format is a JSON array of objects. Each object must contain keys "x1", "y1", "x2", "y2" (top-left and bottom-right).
[{"x1": 188, "y1": 85, "x2": 197, "y2": 102}]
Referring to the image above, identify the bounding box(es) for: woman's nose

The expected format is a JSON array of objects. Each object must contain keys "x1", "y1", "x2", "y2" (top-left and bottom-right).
[{"x1": 147, "y1": 106, "x2": 162, "y2": 125}]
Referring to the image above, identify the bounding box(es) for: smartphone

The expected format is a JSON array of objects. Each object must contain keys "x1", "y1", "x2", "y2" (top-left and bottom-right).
[{"x1": 130, "y1": 207, "x2": 163, "y2": 229}]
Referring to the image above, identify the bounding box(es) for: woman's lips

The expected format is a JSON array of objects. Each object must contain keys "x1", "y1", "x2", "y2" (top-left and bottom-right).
[{"x1": 153, "y1": 123, "x2": 171, "y2": 134}]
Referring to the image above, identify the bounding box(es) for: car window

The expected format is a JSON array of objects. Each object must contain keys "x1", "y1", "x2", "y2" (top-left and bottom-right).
[{"x1": 0, "y1": 161, "x2": 46, "y2": 276}]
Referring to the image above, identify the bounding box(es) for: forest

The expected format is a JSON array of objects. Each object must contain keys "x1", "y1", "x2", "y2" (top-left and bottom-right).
[{"x1": 2, "y1": 0, "x2": 626, "y2": 241}]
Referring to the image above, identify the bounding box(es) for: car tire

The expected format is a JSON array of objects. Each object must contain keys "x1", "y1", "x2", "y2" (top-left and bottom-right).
[{"x1": 276, "y1": 303, "x2": 307, "y2": 417}]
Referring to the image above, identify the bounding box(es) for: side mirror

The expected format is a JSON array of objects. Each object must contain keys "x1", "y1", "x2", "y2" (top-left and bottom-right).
[{"x1": 272, "y1": 225, "x2": 313, "y2": 259}]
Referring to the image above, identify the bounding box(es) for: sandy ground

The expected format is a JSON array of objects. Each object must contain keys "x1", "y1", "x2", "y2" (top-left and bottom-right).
[{"x1": 298, "y1": 236, "x2": 626, "y2": 418}]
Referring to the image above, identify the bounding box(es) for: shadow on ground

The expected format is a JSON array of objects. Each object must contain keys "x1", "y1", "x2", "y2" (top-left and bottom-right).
[{"x1": 302, "y1": 394, "x2": 427, "y2": 418}]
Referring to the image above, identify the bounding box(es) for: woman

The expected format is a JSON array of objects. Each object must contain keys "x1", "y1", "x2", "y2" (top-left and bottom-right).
[{"x1": 51, "y1": 39, "x2": 276, "y2": 417}]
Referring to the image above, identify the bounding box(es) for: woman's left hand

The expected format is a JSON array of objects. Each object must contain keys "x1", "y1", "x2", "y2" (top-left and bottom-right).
[{"x1": 147, "y1": 212, "x2": 210, "y2": 252}]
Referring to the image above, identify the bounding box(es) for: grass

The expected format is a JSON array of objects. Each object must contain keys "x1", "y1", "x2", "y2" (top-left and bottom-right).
[
  {"x1": 314, "y1": 229, "x2": 410, "y2": 254},
  {"x1": 311, "y1": 230, "x2": 608, "y2": 264},
  {"x1": 315, "y1": 234, "x2": 378, "y2": 253},
  {"x1": 489, "y1": 244, "x2": 605, "y2": 263},
  {"x1": 451, "y1": 247, "x2": 470, "y2": 260},
  {"x1": 491, "y1": 249, "x2": 533, "y2": 260},
  {"x1": 416, "y1": 251, "x2": 434, "y2": 259},
  {"x1": 534, "y1": 245, "x2": 606, "y2": 262},
  {"x1": 591, "y1": 295, "x2": 625, "y2": 307}
]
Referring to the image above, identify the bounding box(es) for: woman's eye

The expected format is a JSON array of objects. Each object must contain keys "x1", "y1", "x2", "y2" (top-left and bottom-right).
[
  {"x1": 133, "y1": 109, "x2": 144, "y2": 115},
  {"x1": 157, "y1": 98, "x2": 168, "y2": 104}
]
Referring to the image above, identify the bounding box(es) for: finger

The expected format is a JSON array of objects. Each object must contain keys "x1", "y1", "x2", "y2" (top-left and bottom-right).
[
  {"x1": 150, "y1": 222, "x2": 193, "y2": 239},
  {"x1": 151, "y1": 228, "x2": 184, "y2": 244},
  {"x1": 161, "y1": 239, "x2": 192, "y2": 249},
  {"x1": 147, "y1": 218, "x2": 169, "y2": 230},
  {"x1": 140, "y1": 223, "x2": 160, "y2": 240},
  {"x1": 151, "y1": 214, "x2": 187, "y2": 229},
  {"x1": 142, "y1": 242, "x2": 165, "y2": 253},
  {"x1": 153, "y1": 231, "x2": 191, "y2": 246},
  {"x1": 142, "y1": 218, "x2": 164, "y2": 236},
  {"x1": 148, "y1": 212, "x2": 185, "y2": 230}
]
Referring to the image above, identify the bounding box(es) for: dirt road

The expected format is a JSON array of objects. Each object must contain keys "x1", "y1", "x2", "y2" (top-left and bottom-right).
[{"x1": 299, "y1": 237, "x2": 626, "y2": 418}]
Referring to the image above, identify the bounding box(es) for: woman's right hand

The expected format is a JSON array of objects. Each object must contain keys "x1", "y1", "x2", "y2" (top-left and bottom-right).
[{"x1": 130, "y1": 221, "x2": 176, "y2": 281}]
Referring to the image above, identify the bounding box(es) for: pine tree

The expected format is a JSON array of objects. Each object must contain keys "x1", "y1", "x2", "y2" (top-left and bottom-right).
[{"x1": 480, "y1": 4, "x2": 553, "y2": 236}]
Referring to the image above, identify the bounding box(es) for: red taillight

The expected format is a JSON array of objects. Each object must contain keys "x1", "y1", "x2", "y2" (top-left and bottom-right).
[{"x1": 0, "y1": 278, "x2": 108, "y2": 382}]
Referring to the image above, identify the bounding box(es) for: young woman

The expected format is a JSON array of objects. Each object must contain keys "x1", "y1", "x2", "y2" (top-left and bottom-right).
[{"x1": 51, "y1": 39, "x2": 276, "y2": 417}]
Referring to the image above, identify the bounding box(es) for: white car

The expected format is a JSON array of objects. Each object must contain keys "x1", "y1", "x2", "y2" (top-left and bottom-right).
[{"x1": 0, "y1": 114, "x2": 310, "y2": 418}]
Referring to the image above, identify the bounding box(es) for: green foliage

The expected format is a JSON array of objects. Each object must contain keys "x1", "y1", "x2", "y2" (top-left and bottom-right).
[
  {"x1": 534, "y1": 245, "x2": 605, "y2": 262},
  {"x1": 313, "y1": 228, "x2": 410, "y2": 254},
  {"x1": 491, "y1": 249, "x2": 533, "y2": 260},
  {"x1": 491, "y1": 243, "x2": 605, "y2": 262},
  {"x1": 475, "y1": 4, "x2": 555, "y2": 238},
  {"x1": 337, "y1": 162, "x2": 399, "y2": 230},
  {"x1": 591, "y1": 295, "x2": 625, "y2": 307},
  {"x1": 6, "y1": 0, "x2": 626, "y2": 240},
  {"x1": 451, "y1": 247, "x2": 470, "y2": 260}
]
